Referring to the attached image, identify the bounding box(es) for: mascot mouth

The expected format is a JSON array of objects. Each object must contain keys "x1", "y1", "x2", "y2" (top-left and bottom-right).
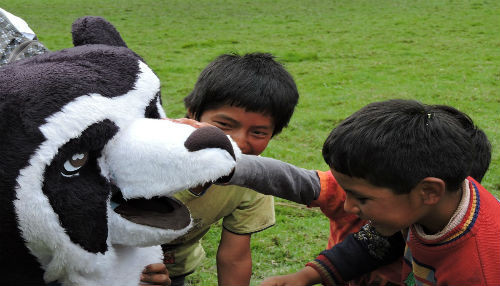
[{"x1": 111, "y1": 193, "x2": 190, "y2": 230}]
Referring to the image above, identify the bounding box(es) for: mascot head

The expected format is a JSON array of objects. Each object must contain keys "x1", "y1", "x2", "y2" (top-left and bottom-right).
[{"x1": 0, "y1": 16, "x2": 239, "y2": 285}]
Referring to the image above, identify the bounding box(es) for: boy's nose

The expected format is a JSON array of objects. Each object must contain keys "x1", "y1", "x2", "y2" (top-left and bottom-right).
[
  {"x1": 229, "y1": 132, "x2": 251, "y2": 154},
  {"x1": 343, "y1": 198, "x2": 360, "y2": 215}
]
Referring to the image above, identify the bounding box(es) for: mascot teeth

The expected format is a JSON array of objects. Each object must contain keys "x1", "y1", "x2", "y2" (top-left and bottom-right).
[{"x1": 0, "y1": 15, "x2": 240, "y2": 286}]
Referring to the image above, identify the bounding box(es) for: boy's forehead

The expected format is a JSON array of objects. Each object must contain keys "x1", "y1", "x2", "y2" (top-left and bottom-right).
[
  {"x1": 331, "y1": 169, "x2": 396, "y2": 196},
  {"x1": 202, "y1": 106, "x2": 274, "y2": 127},
  {"x1": 331, "y1": 169, "x2": 361, "y2": 184},
  {"x1": 207, "y1": 104, "x2": 272, "y2": 117}
]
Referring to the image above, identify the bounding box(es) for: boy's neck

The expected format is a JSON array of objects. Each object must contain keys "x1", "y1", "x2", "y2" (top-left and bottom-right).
[
  {"x1": 418, "y1": 182, "x2": 465, "y2": 235},
  {"x1": 189, "y1": 183, "x2": 212, "y2": 195}
]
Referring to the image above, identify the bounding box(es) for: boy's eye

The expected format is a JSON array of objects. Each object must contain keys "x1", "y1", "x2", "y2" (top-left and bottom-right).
[
  {"x1": 255, "y1": 130, "x2": 270, "y2": 136},
  {"x1": 213, "y1": 121, "x2": 231, "y2": 128},
  {"x1": 345, "y1": 190, "x2": 369, "y2": 205},
  {"x1": 357, "y1": 197, "x2": 368, "y2": 204},
  {"x1": 252, "y1": 130, "x2": 269, "y2": 137}
]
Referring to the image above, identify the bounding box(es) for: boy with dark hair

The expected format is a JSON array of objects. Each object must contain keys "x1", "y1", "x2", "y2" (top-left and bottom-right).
[
  {"x1": 145, "y1": 52, "x2": 299, "y2": 286},
  {"x1": 307, "y1": 99, "x2": 499, "y2": 285},
  {"x1": 238, "y1": 99, "x2": 498, "y2": 285},
  {"x1": 184, "y1": 53, "x2": 297, "y2": 137}
]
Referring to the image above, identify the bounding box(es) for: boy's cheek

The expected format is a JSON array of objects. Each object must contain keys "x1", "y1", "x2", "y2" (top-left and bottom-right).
[
  {"x1": 246, "y1": 140, "x2": 270, "y2": 156},
  {"x1": 371, "y1": 224, "x2": 400, "y2": 237}
]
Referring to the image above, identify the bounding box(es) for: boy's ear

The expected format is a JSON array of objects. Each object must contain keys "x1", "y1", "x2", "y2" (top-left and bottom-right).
[
  {"x1": 416, "y1": 177, "x2": 446, "y2": 205},
  {"x1": 186, "y1": 109, "x2": 194, "y2": 119}
]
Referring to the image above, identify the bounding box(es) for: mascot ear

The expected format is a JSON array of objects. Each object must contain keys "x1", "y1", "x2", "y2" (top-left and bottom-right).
[{"x1": 71, "y1": 16, "x2": 128, "y2": 48}]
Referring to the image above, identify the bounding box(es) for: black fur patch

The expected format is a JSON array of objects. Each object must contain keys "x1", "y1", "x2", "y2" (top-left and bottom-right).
[
  {"x1": 72, "y1": 16, "x2": 128, "y2": 48},
  {"x1": 144, "y1": 93, "x2": 162, "y2": 119},
  {"x1": 42, "y1": 120, "x2": 118, "y2": 253},
  {"x1": 0, "y1": 102, "x2": 47, "y2": 284}
]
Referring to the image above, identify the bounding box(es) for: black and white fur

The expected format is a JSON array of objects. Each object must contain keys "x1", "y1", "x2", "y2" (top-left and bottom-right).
[{"x1": 0, "y1": 16, "x2": 239, "y2": 285}]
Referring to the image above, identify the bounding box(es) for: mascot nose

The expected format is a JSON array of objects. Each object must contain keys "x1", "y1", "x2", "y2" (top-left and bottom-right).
[{"x1": 184, "y1": 126, "x2": 236, "y2": 160}]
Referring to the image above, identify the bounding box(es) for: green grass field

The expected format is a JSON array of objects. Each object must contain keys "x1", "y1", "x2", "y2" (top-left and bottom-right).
[{"x1": 3, "y1": 0, "x2": 499, "y2": 284}]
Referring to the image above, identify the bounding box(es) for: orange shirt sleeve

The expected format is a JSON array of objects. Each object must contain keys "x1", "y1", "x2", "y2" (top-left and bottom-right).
[{"x1": 310, "y1": 170, "x2": 366, "y2": 248}]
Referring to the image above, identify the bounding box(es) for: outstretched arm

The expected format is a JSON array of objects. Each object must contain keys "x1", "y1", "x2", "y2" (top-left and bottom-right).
[
  {"x1": 227, "y1": 154, "x2": 321, "y2": 205},
  {"x1": 171, "y1": 119, "x2": 322, "y2": 205}
]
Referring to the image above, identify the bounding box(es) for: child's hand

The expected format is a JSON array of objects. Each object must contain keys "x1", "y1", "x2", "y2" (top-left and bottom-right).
[
  {"x1": 259, "y1": 266, "x2": 321, "y2": 286},
  {"x1": 166, "y1": 118, "x2": 214, "y2": 129},
  {"x1": 140, "y1": 263, "x2": 171, "y2": 286},
  {"x1": 260, "y1": 275, "x2": 295, "y2": 286}
]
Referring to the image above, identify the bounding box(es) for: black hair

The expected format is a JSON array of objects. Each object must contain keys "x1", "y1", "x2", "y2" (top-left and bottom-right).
[
  {"x1": 433, "y1": 105, "x2": 491, "y2": 182},
  {"x1": 184, "y1": 53, "x2": 299, "y2": 136},
  {"x1": 322, "y1": 99, "x2": 484, "y2": 194}
]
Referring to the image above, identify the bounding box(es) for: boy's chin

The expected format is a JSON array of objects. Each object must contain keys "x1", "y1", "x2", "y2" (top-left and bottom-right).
[{"x1": 371, "y1": 223, "x2": 401, "y2": 237}]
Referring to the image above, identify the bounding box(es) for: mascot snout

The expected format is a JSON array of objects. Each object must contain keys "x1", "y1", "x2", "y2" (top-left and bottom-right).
[{"x1": 103, "y1": 118, "x2": 239, "y2": 246}]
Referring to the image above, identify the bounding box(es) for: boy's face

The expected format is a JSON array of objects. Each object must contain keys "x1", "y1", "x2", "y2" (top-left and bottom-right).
[
  {"x1": 197, "y1": 105, "x2": 274, "y2": 155},
  {"x1": 332, "y1": 169, "x2": 426, "y2": 236}
]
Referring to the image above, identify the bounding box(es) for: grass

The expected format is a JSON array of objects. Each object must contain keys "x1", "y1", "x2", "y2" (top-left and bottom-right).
[{"x1": 3, "y1": 0, "x2": 499, "y2": 285}]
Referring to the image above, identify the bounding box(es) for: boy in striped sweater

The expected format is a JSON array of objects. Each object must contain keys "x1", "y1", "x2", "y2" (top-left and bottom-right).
[{"x1": 226, "y1": 99, "x2": 498, "y2": 285}]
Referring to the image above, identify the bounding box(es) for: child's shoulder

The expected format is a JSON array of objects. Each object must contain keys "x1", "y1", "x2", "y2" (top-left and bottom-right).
[
  {"x1": 468, "y1": 179, "x2": 500, "y2": 284},
  {"x1": 471, "y1": 178, "x2": 500, "y2": 212},
  {"x1": 469, "y1": 179, "x2": 500, "y2": 232}
]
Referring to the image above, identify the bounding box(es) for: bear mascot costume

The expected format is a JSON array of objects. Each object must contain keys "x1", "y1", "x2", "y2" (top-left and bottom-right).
[{"x1": 0, "y1": 16, "x2": 240, "y2": 285}]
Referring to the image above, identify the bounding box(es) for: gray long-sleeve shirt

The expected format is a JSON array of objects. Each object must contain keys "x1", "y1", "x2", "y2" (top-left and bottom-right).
[{"x1": 226, "y1": 154, "x2": 321, "y2": 205}]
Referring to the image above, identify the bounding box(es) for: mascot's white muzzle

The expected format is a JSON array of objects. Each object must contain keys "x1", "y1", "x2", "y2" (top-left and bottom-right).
[{"x1": 102, "y1": 118, "x2": 240, "y2": 246}]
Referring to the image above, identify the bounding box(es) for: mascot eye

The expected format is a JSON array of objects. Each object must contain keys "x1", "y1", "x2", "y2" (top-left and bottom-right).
[{"x1": 61, "y1": 152, "x2": 89, "y2": 178}]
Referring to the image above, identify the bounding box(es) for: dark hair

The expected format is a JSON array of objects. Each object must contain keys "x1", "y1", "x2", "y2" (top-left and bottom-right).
[
  {"x1": 322, "y1": 99, "x2": 482, "y2": 194},
  {"x1": 184, "y1": 53, "x2": 299, "y2": 136},
  {"x1": 433, "y1": 105, "x2": 491, "y2": 182}
]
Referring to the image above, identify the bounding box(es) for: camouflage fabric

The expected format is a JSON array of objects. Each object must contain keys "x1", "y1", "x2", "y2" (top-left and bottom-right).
[
  {"x1": 353, "y1": 223, "x2": 391, "y2": 260},
  {"x1": 0, "y1": 10, "x2": 48, "y2": 66}
]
